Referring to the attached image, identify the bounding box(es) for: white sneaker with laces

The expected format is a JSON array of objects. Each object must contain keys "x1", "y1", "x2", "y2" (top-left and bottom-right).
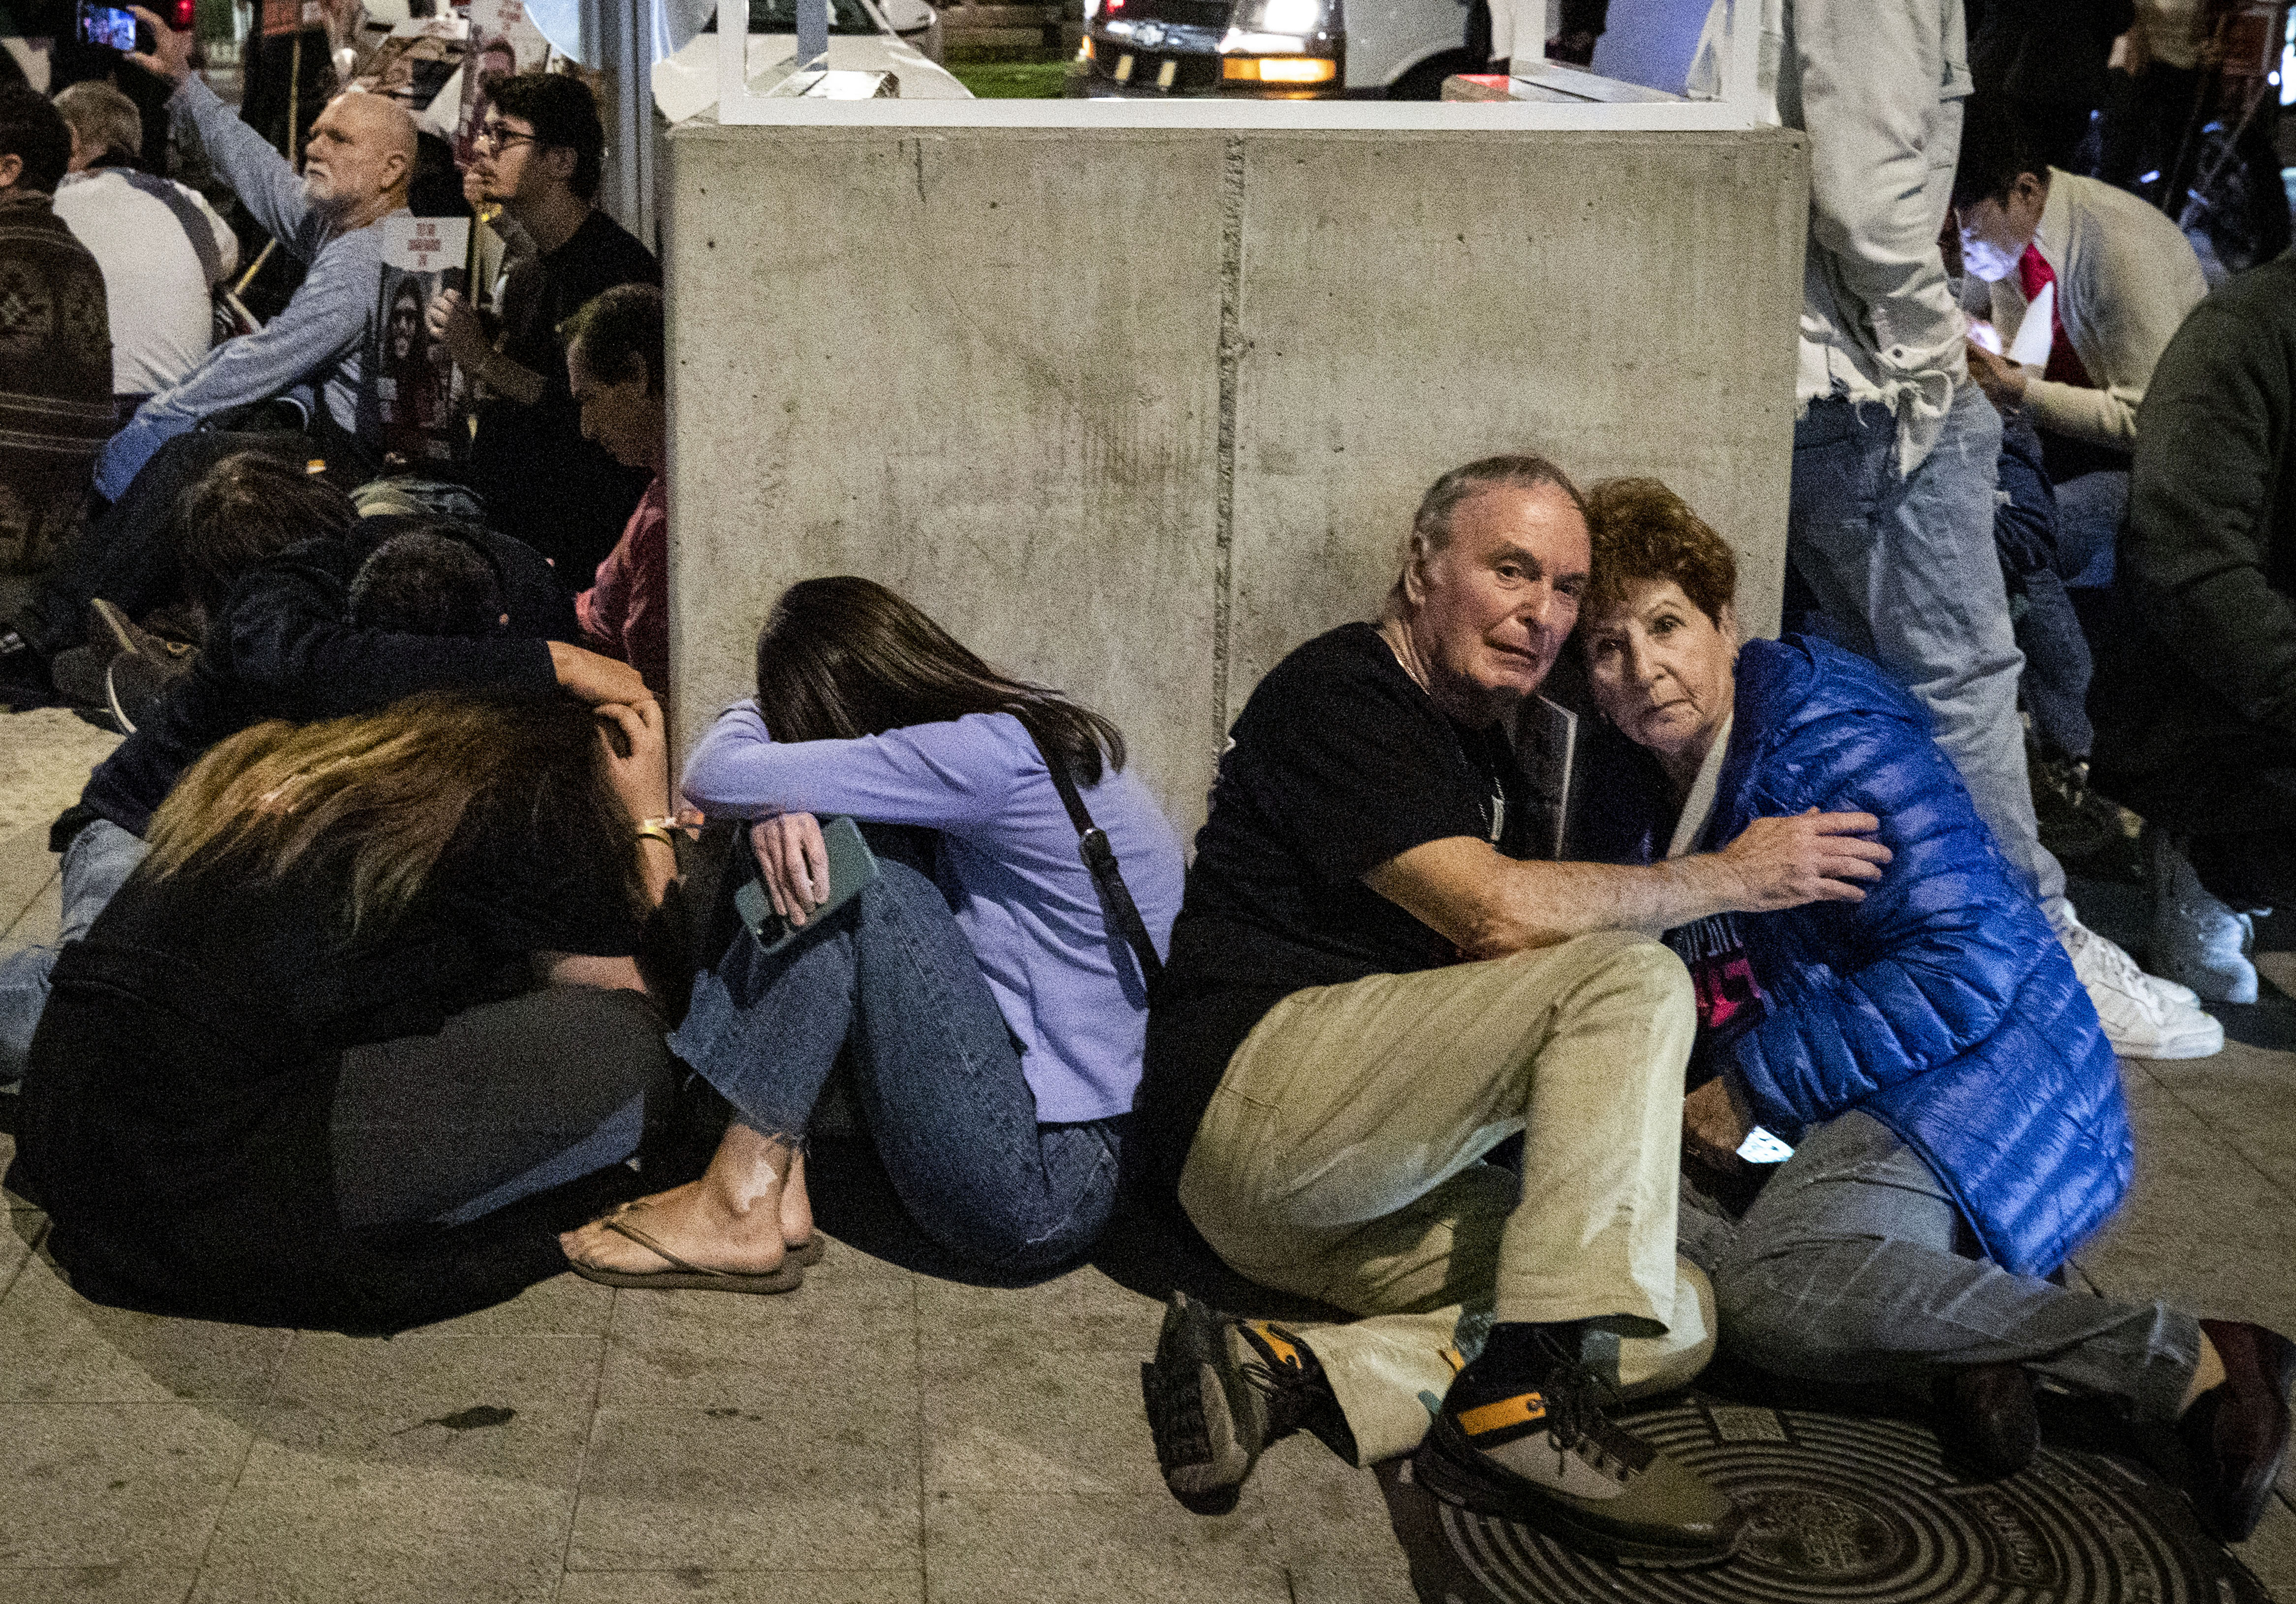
[
  {"x1": 2050, "y1": 901, "x2": 2225, "y2": 1060},
  {"x1": 2147, "y1": 831, "x2": 2260, "y2": 1005}
]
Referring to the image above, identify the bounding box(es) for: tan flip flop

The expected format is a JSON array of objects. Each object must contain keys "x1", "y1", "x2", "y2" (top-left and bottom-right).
[{"x1": 569, "y1": 1207, "x2": 807, "y2": 1294}]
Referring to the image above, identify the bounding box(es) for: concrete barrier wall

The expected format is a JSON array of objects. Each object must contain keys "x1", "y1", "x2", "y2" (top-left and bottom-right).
[{"x1": 668, "y1": 122, "x2": 1809, "y2": 838}]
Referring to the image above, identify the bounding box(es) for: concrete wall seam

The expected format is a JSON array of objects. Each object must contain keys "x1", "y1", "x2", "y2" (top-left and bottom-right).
[{"x1": 1213, "y1": 133, "x2": 1244, "y2": 750}]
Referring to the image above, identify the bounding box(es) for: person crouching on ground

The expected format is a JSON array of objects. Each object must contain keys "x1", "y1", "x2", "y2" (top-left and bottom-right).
[
  {"x1": 10, "y1": 687, "x2": 684, "y2": 1331},
  {"x1": 1570, "y1": 476, "x2": 2294, "y2": 1545},
  {"x1": 559, "y1": 576, "x2": 1184, "y2": 1289},
  {"x1": 1131, "y1": 454, "x2": 1895, "y2": 1568}
]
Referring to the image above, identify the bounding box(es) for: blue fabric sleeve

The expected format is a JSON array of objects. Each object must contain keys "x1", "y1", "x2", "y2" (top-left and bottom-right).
[
  {"x1": 95, "y1": 225, "x2": 378, "y2": 499},
  {"x1": 680, "y1": 703, "x2": 1026, "y2": 832},
  {"x1": 1726, "y1": 711, "x2": 2047, "y2": 1134},
  {"x1": 169, "y1": 76, "x2": 320, "y2": 259}
]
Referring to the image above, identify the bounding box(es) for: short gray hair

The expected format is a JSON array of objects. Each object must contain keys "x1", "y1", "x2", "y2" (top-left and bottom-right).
[
  {"x1": 1413, "y1": 454, "x2": 1586, "y2": 553},
  {"x1": 1386, "y1": 454, "x2": 1587, "y2": 614},
  {"x1": 53, "y1": 80, "x2": 141, "y2": 164}
]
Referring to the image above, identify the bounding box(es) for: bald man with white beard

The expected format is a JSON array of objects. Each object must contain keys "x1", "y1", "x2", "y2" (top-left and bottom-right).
[{"x1": 94, "y1": 6, "x2": 419, "y2": 499}]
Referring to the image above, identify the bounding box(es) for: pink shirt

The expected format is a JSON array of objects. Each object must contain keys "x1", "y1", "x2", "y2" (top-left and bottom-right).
[{"x1": 575, "y1": 475, "x2": 667, "y2": 693}]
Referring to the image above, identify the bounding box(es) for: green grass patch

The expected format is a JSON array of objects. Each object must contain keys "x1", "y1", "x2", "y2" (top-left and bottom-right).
[{"x1": 948, "y1": 59, "x2": 1079, "y2": 96}]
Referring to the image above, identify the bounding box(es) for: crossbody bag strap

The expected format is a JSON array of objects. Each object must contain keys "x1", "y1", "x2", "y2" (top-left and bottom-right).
[{"x1": 1029, "y1": 731, "x2": 1166, "y2": 992}]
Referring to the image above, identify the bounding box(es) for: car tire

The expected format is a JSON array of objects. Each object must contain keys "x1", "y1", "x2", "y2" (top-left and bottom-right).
[{"x1": 1386, "y1": 48, "x2": 1480, "y2": 100}]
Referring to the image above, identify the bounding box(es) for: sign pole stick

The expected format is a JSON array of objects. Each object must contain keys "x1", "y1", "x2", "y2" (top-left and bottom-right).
[{"x1": 286, "y1": 27, "x2": 302, "y2": 170}]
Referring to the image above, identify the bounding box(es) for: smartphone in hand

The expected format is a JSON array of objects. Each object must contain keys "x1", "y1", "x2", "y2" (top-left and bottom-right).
[
  {"x1": 734, "y1": 815, "x2": 881, "y2": 955},
  {"x1": 76, "y1": 1, "x2": 140, "y2": 51}
]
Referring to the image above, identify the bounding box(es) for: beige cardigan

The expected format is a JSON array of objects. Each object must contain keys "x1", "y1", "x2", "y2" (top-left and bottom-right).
[{"x1": 1981, "y1": 171, "x2": 2208, "y2": 454}]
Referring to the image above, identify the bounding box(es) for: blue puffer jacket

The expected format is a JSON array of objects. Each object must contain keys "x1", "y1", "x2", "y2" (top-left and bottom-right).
[{"x1": 1585, "y1": 635, "x2": 2132, "y2": 1278}]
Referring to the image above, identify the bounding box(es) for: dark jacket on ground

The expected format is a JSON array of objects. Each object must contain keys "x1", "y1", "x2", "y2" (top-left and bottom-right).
[
  {"x1": 0, "y1": 189, "x2": 112, "y2": 568},
  {"x1": 2089, "y1": 250, "x2": 2296, "y2": 834},
  {"x1": 79, "y1": 518, "x2": 571, "y2": 840},
  {"x1": 1584, "y1": 636, "x2": 2131, "y2": 1278},
  {"x1": 11, "y1": 770, "x2": 651, "y2": 1331}
]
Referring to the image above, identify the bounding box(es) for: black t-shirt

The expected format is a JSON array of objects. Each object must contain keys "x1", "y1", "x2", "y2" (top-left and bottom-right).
[
  {"x1": 1137, "y1": 622, "x2": 1536, "y2": 1198},
  {"x1": 466, "y1": 207, "x2": 661, "y2": 587}
]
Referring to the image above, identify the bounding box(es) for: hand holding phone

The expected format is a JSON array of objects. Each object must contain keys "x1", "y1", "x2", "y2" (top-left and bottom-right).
[
  {"x1": 735, "y1": 815, "x2": 880, "y2": 955},
  {"x1": 752, "y1": 813, "x2": 829, "y2": 925},
  {"x1": 118, "y1": 3, "x2": 195, "y2": 86}
]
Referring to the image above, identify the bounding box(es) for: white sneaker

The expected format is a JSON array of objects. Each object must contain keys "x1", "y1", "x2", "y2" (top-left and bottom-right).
[
  {"x1": 2050, "y1": 901, "x2": 2226, "y2": 1060},
  {"x1": 2146, "y1": 831, "x2": 2260, "y2": 1005}
]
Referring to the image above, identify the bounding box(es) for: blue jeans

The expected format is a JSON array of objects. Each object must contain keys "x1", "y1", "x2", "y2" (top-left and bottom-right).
[
  {"x1": 0, "y1": 818, "x2": 149, "y2": 1083},
  {"x1": 1789, "y1": 388, "x2": 2066, "y2": 909},
  {"x1": 2051, "y1": 467, "x2": 2127, "y2": 594},
  {"x1": 669, "y1": 850, "x2": 1122, "y2": 1274},
  {"x1": 1680, "y1": 1111, "x2": 2199, "y2": 1423},
  {"x1": 2015, "y1": 567, "x2": 2095, "y2": 759}
]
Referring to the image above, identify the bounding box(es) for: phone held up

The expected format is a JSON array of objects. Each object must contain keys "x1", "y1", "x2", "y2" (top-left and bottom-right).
[{"x1": 75, "y1": 1, "x2": 141, "y2": 51}]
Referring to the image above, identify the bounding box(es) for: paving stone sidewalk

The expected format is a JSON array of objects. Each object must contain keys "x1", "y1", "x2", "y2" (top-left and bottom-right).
[{"x1": 1, "y1": 711, "x2": 2291, "y2": 1602}]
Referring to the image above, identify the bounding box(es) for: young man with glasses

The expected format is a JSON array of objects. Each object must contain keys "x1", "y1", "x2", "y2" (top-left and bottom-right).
[{"x1": 425, "y1": 71, "x2": 659, "y2": 594}]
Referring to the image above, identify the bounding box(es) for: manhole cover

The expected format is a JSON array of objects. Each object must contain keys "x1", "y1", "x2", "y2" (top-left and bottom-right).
[{"x1": 1378, "y1": 1393, "x2": 2274, "y2": 1603}]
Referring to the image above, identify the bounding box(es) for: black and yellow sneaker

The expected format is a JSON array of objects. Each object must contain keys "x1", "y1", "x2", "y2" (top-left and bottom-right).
[
  {"x1": 1142, "y1": 1291, "x2": 1355, "y2": 1515},
  {"x1": 1414, "y1": 1328, "x2": 1743, "y2": 1568}
]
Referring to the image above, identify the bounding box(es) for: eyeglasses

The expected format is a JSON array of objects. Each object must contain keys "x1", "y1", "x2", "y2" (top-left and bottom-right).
[{"x1": 475, "y1": 126, "x2": 541, "y2": 152}]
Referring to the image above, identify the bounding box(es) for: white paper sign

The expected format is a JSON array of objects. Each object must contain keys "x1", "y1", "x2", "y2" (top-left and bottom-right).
[
  {"x1": 455, "y1": 0, "x2": 556, "y2": 160},
  {"x1": 380, "y1": 216, "x2": 472, "y2": 276}
]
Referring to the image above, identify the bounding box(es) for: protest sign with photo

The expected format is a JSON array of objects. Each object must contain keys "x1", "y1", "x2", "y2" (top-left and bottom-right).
[
  {"x1": 455, "y1": 0, "x2": 553, "y2": 165},
  {"x1": 373, "y1": 216, "x2": 471, "y2": 470},
  {"x1": 350, "y1": 17, "x2": 471, "y2": 137}
]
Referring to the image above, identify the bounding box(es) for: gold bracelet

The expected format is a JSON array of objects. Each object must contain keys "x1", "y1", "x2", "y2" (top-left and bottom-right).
[{"x1": 635, "y1": 822, "x2": 679, "y2": 849}]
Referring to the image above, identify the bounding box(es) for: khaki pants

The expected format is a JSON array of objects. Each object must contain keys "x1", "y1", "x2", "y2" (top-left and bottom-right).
[{"x1": 1177, "y1": 931, "x2": 1711, "y2": 1464}]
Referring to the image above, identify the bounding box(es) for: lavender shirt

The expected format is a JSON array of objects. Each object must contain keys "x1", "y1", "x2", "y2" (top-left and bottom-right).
[{"x1": 681, "y1": 704, "x2": 1185, "y2": 1124}]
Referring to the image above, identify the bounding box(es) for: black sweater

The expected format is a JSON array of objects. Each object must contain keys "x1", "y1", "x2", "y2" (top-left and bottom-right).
[
  {"x1": 78, "y1": 519, "x2": 571, "y2": 841},
  {"x1": 2090, "y1": 250, "x2": 2296, "y2": 834}
]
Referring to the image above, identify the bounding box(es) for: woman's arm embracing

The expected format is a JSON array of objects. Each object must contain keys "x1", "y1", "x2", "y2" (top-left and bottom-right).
[{"x1": 678, "y1": 701, "x2": 779, "y2": 816}]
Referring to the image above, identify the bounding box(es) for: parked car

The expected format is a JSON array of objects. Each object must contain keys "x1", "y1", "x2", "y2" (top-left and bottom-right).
[
  {"x1": 653, "y1": 0, "x2": 968, "y2": 120},
  {"x1": 1075, "y1": 0, "x2": 1475, "y2": 99}
]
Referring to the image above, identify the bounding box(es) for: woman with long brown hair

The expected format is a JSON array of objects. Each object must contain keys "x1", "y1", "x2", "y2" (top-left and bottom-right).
[
  {"x1": 560, "y1": 576, "x2": 1184, "y2": 1288},
  {"x1": 11, "y1": 691, "x2": 687, "y2": 1330}
]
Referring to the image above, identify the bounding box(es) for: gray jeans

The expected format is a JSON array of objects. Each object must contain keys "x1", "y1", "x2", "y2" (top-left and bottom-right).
[
  {"x1": 1680, "y1": 1110, "x2": 2199, "y2": 1424},
  {"x1": 332, "y1": 983, "x2": 677, "y2": 1230},
  {"x1": 1789, "y1": 387, "x2": 2066, "y2": 911}
]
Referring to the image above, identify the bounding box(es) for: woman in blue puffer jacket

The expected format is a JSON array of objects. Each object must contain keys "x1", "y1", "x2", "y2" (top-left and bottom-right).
[{"x1": 1570, "y1": 478, "x2": 2292, "y2": 1543}]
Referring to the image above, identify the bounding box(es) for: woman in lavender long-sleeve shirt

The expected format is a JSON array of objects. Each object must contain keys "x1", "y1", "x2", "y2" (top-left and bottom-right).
[{"x1": 562, "y1": 578, "x2": 1184, "y2": 1287}]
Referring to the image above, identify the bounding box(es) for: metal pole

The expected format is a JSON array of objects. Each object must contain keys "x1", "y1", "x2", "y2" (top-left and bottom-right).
[
  {"x1": 797, "y1": 0, "x2": 827, "y2": 72},
  {"x1": 581, "y1": 0, "x2": 654, "y2": 243},
  {"x1": 286, "y1": 28, "x2": 302, "y2": 169}
]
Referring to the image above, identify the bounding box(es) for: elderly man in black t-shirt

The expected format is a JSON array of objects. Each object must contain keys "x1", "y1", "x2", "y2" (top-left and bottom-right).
[{"x1": 1137, "y1": 455, "x2": 1892, "y2": 1568}]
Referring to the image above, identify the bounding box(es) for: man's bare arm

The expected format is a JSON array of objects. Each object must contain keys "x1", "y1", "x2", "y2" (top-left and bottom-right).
[{"x1": 1364, "y1": 810, "x2": 1892, "y2": 960}]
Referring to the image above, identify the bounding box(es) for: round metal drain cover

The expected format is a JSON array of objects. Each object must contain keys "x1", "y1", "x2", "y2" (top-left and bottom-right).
[{"x1": 1380, "y1": 1394, "x2": 2272, "y2": 1603}]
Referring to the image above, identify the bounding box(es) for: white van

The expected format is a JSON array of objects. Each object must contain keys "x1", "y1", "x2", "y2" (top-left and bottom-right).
[{"x1": 1075, "y1": 0, "x2": 1476, "y2": 100}]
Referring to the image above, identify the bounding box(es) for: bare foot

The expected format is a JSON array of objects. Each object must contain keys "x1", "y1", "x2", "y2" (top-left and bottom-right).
[
  {"x1": 781, "y1": 1149, "x2": 815, "y2": 1248},
  {"x1": 561, "y1": 1124, "x2": 796, "y2": 1276}
]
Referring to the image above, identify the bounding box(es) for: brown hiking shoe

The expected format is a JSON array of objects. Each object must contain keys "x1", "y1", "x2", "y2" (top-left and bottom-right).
[{"x1": 1414, "y1": 1331, "x2": 1742, "y2": 1568}]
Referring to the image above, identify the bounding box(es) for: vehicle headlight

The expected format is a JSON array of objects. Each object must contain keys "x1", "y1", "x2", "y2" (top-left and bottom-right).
[{"x1": 1229, "y1": 0, "x2": 1332, "y2": 37}]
